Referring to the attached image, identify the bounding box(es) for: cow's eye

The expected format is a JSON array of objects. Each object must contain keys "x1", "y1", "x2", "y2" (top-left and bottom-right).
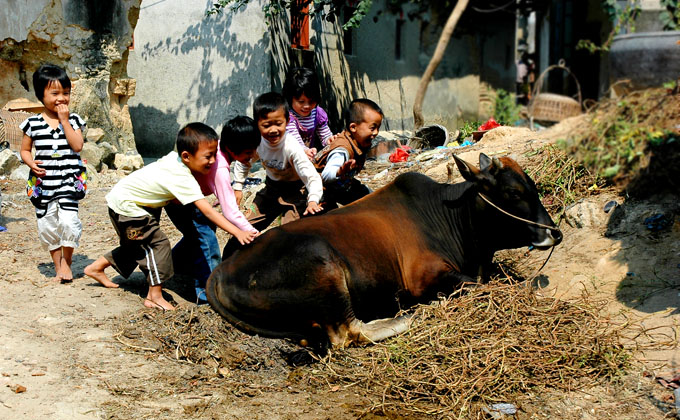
[{"x1": 506, "y1": 190, "x2": 521, "y2": 201}]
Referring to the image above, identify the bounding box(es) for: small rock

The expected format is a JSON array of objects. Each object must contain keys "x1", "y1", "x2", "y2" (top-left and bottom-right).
[
  {"x1": 373, "y1": 169, "x2": 389, "y2": 180},
  {"x1": 9, "y1": 384, "x2": 26, "y2": 393},
  {"x1": 85, "y1": 127, "x2": 105, "y2": 142},
  {"x1": 113, "y1": 153, "x2": 144, "y2": 171},
  {"x1": 0, "y1": 149, "x2": 21, "y2": 175},
  {"x1": 565, "y1": 200, "x2": 610, "y2": 229},
  {"x1": 10, "y1": 164, "x2": 30, "y2": 180},
  {"x1": 80, "y1": 142, "x2": 103, "y2": 171}
]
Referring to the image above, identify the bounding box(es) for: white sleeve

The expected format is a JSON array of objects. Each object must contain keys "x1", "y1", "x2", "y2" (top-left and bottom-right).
[
  {"x1": 321, "y1": 149, "x2": 349, "y2": 183},
  {"x1": 289, "y1": 146, "x2": 323, "y2": 203},
  {"x1": 231, "y1": 159, "x2": 252, "y2": 191}
]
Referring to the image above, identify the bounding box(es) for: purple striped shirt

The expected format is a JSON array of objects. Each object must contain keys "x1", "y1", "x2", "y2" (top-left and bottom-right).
[{"x1": 287, "y1": 107, "x2": 333, "y2": 150}]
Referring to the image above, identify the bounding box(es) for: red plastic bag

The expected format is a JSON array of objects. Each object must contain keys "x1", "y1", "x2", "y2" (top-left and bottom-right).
[
  {"x1": 478, "y1": 118, "x2": 501, "y2": 131},
  {"x1": 389, "y1": 145, "x2": 411, "y2": 163}
]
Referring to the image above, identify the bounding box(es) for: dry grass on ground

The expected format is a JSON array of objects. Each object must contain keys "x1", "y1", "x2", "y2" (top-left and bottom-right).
[{"x1": 109, "y1": 278, "x2": 676, "y2": 419}]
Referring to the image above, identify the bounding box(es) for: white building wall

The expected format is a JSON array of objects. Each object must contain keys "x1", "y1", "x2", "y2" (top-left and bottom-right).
[{"x1": 127, "y1": 0, "x2": 271, "y2": 157}]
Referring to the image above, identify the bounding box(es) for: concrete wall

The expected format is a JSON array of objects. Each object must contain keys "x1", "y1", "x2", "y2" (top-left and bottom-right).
[
  {"x1": 1, "y1": 0, "x2": 52, "y2": 42},
  {"x1": 271, "y1": 1, "x2": 516, "y2": 133},
  {"x1": 127, "y1": 0, "x2": 270, "y2": 158}
]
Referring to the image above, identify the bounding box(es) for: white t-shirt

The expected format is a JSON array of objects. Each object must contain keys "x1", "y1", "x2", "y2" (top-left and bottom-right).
[
  {"x1": 106, "y1": 151, "x2": 205, "y2": 217},
  {"x1": 232, "y1": 132, "x2": 323, "y2": 204}
]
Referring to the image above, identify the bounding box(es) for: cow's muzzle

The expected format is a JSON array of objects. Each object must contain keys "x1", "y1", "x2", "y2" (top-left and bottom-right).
[{"x1": 532, "y1": 227, "x2": 563, "y2": 249}]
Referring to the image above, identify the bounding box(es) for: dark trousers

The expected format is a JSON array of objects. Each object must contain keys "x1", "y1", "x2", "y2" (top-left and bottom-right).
[
  {"x1": 104, "y1": 207, "x2": 173, "y2": 286},
  {"x1": 322, "y1": 178, "x2": 371, "y2": 211}
]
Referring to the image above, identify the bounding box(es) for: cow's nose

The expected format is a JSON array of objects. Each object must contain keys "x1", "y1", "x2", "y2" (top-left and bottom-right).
[
  {"x1": 532, "y1": 227, "x2": 563, "y2": 248},
  {"x1": 551, "y1": 228, "x2": 563, "y2": 243}
]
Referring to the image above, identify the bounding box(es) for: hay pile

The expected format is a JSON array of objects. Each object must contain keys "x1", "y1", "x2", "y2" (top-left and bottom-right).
[
  {"x1": 110, "y1": 280, "x2": 675, "y2": 418},
  {"x1": 113, "y1": 306, "x2": 299, "y2": 373},
  {"x1": 315, "y1": 280, "x2": 637, "y2": 418}
]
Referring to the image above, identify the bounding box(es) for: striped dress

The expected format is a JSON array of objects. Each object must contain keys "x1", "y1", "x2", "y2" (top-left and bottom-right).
[{"x1": 20, "y1": 113, "x2": 87, "y2": 218}]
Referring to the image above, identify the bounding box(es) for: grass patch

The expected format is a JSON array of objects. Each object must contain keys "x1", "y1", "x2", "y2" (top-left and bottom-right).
[{"x1": 524, "y1": 144, "x2": 606, "y2": 217}]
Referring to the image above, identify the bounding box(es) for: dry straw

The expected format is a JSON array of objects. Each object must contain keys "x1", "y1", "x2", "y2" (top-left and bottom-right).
[
  {"x1": 114, "y1": 279, "x2": 675, "y2": 419},
  {"x1": 312, "y1": 280, "x2": 663, "y2": 419}
]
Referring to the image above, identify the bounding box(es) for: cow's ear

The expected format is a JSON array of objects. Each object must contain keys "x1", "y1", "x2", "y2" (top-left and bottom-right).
[
  {"x1": 455, "y1": 154, "x2": 496, "y2": 189},
  {"x1": 479, "y1": 153, "x2": 492, "y2": 170},
  {"x1": 454, "y1": 154, "x2": 480, "y2": 182},
  {"x1": 479, "y1": 153, "x2": 503, "y2": 176}
]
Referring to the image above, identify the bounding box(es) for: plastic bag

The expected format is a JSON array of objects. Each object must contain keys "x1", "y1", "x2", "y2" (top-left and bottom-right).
[{"x1": 388, "y1": 145, "x2": 412, "y2": 163}]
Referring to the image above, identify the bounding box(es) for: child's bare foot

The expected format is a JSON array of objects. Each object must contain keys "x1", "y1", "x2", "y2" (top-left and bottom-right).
[
  {"x1": 58, "y1": 262, "x2": 73, "y2": 284},
  {"x1": 84, "y1": 260, "x2": 119, "y2": 288},
  {"x1": 144, "y1": 297, "x2": 175, "y2": 311}
]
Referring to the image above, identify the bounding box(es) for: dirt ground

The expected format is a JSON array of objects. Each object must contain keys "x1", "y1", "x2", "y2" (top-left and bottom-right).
[{"x1": 1, "y1": 117, "x2": 679, "y2": 419}]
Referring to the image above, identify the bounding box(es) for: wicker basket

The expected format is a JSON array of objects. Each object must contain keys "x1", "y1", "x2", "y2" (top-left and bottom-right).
[
  {"x1": 0, "y1": 110, "x2": 33, "y2": 152},
  {"x1": 528, "y1": 61, "x2": 583, "y2": 123}
]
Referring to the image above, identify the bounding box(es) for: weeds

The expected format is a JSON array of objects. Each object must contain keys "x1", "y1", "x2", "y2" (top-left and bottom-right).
[
  {"x1": 562, "y1": 88, "x2": 680, "y2": 195},
  {"x1": 524, "y1": 145, "x2": 605, "y2": 216},
  {"x1": 458, "y1": 119, "x2": 481, "y2": 139},
  {"x1": 494, "y1": 88, "x2": 521, "y2": 126}
]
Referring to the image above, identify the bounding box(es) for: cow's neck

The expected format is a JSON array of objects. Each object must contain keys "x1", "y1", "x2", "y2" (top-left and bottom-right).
[{"x1": 419, "y1": 182, "x2": 490, "y2": 277}]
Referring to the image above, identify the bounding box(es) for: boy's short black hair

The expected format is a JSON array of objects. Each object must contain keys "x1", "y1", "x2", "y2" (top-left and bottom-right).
[
  {"x1": 220, "y1": 116, "x2": 261, "y2": 155},
  {"x1": 33, "y1": 63, "x2": 71, "y2": 102},
  {"x1": 253, "y1": 92, "x2": 289, "y2": 122},
  {"x1": 176, "y1": 122, "x2": 218, "y2": 155},
  {"x1": 282, "y1": 67, "x2": 321, "y2": 105},
  {"x1": 345, "y1": 98, "x2": 384, "y2": 130}
]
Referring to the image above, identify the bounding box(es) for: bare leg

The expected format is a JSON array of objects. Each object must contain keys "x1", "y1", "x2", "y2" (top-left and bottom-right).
[
  {"x1": 84, "y1": 256, "x2": 119, "y2": 288},
  {"x1": 49, "y1": 248, "x2": 63, "y2": 282},
  {"x1": 59, "y1": 246, "x2": 74, "y2": 282},
  {"x1": 144, "y1": 285, "x2": 175, "y2": 311}
]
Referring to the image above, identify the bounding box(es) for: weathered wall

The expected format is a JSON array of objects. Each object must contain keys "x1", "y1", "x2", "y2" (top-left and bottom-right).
[
  {"x1": 127, "y1": 0, "x2": 270, "y2": 158},
  {"x1": 0, "y1": 0, "x2": 141, "y2": 155},
  {"x1": 271, "y1": 1, "x2": 516, "y2": 133}
]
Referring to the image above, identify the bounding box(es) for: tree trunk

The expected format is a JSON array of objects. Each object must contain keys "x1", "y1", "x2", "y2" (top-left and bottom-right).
[{"x1": 413, "y1": 0, "x2": 469, "y2": 130}]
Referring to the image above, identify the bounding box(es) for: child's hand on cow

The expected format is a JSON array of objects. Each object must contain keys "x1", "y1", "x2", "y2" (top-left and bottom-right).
[
  {"x1": 305, "y1": 147, "x2": 317, "y2": 160},
  {"x1": 234, "y1": 228, "x2": 258, "y2": 245},
  {"x1": 234, "y1": 190, "x2": 243, "y2": 206},
  {"x1": 337, "y1": 159, "x2": 357, "y2": 179},
  {"x1": 304, "y1": 201, "x2": 323, "y2": 215}
]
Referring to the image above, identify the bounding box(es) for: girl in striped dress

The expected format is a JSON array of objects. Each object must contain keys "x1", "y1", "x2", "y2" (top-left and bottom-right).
[
  {"x1": 282, "y1": 67, "x2": 334, "y2": 159},
  {"x1": 20, "y1": 63, "x2": 86, "y2": 283}
]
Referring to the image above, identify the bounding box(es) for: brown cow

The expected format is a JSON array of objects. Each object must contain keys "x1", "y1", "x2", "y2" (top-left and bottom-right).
[{"x1": 206, "y1": 153, "x2": 562, "y2": 351}]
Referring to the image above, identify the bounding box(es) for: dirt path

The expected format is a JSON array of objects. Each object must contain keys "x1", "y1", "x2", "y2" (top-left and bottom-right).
[{"x1": 0, "y1": 118, "x2": 678, "y2": 418}]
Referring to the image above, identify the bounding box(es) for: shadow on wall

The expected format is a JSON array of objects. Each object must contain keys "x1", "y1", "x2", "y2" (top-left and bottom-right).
[
  {"x1": 268, "y1": 13, "x2": 362, "y2": 133},
  {"x1": 130, "y1": 104, "x2": 180, "y2": 158},
  {"x1": 129, "y1": 4, "x2": 268, "y2": 157}
]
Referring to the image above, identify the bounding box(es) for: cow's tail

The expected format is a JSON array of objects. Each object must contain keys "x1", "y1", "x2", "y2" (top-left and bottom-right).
[{"x1": 205, "y1": 271, "x2": 327, "y2": 351}]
